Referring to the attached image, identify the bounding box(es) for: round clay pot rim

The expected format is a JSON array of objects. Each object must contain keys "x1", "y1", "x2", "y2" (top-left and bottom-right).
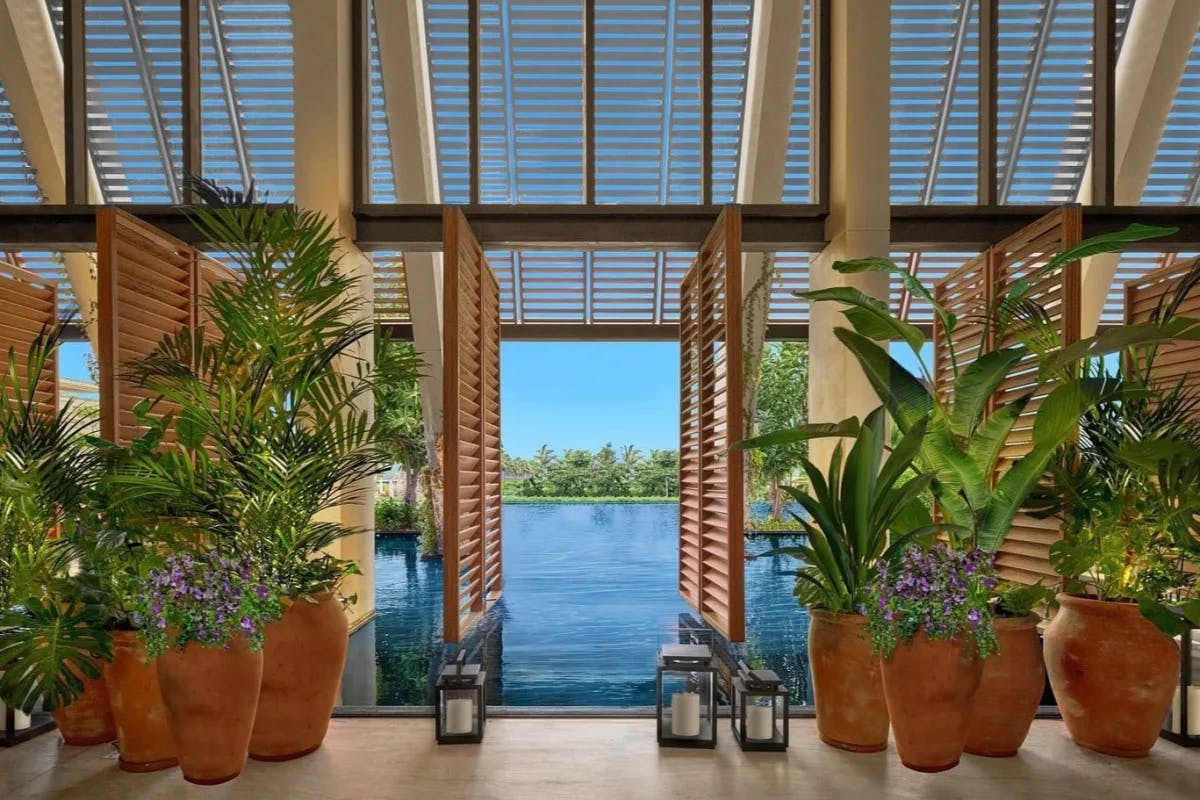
[
  {"x1": 809, "y1": 608, "x2": 868, "y2": 625},
  {"x1": 990, "y1": 613, "x2": 1041, "y2": 629},
  {"x1": 1055, "y1": 593, "x2": 1140, "y2": 610}
]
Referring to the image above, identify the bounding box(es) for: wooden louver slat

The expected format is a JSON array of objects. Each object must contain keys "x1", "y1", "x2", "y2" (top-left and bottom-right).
[
  {"x1": 0, "y1": 260, "x2": 58, "y2": 420},
  {"x1": 677, "y1": 207, "x2": 744, "y2": 642},
  {"x1": 1125, "y1": 257, "x2": 1200, "y2": 406},
  {"x1": 443, "y1": 208, "x2": 503, "y2": 644},
  {"x1": 932, "y1": 206, "x2": 1081, "y2": 585}
]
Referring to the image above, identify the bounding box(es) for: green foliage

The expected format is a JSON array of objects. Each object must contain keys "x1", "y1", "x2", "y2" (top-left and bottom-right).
[
  {"x1": 0, "y1": 599, "x2": 111, "y2": 713},
  {"x1": 803, "y1": 224, "x2": 1187, "y2": 554},
  {"x1": 373, "y1": 335, "x2": 426, "y2": 472},
  {"x1": 503, "y1": 445, "x2": 679, "y2": 499},
  {"x1": 750, "y1": 342, "x2": 809, "y2": 518},
  {"x1": 415, "y1": 475, "x2": 439, "y2": 557},
  {"x1": 376, "y1": 496, "x2": 417, "y2": 530},
  {"x1": 993, "y1": 580, "x2": 1056, "y2": 618},
  {"x1": 755, "y1": 408, "x2": 949, "y2": 614},
  {"x1": 107, "y1": 185, "x2": 391, "y2": 599}
]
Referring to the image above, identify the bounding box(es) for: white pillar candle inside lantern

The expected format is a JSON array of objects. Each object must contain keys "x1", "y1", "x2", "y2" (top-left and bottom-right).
[
  {"x1": 671, "y1": 692, "x2": 701, "y2": 737},
  {"x1": 746, "y1": 703, "x2": 774, "y2": 741},
  {"x1": 1169, "y1": 686, "x2": 1200, "y2": 736},
  {"x1": 446, "y1": 697, "x2": 474, "y2": 736},
  {"x1": 1, "y1": 702, "x2": 32, "y2": 731}
]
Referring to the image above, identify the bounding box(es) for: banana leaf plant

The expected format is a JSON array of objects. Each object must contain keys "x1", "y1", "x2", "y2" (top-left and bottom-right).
[
  {"x1": 103, "y1": 177, "x2": 396, "y2": 600},
  {"x1": 792, "y1": 223, "x2": 1200, "y2": 553},
  {"x1": 739, "y1": 408, "x2": 955, "y2": 614},
  {"x1": 0, "y1": 322, "x2": 112, "y2": 713}
]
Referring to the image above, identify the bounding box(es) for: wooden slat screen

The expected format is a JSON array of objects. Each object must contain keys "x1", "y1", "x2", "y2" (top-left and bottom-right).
[
  {"x1": 97, "y1": 208, "x2": 198, "y2": 446},
  {"x1": 0, "y1": 260, "x2": 58, "y2": 419},
  {"x1": 1124, "y1": 256, "x2": 1200, "y2": 402},
  {"x1": 678, "y1": 207, "x2": 744, "y2": 642},
  {"x1": 932, "y1": 207, "x2": 1081, "y2": 585},
  {"x1": 194, "y1": 255, "x2": 239, "y2": 331},
  {"x1": 442, "y1": 209, "x2": 502, "y2": 644}
]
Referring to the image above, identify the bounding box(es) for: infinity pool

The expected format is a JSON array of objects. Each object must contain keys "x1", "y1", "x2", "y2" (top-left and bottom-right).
[{"x1": 341, "y1": 503, "x2": 811, "y2": 707}]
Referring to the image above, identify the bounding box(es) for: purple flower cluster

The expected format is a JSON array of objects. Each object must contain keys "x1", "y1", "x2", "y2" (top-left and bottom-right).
[
  {"x1": 133, "y1": 550, "x2": 281, "y2": 657},
  {"x1": 865, "y1": 543, "x2": 998, "y2": 658}
]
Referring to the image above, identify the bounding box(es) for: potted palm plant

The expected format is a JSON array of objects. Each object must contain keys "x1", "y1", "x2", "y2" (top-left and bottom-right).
[
  {"x1": 737, "y1": 407, "x2": 944, "y2": 753},
  {"x1": 112, "y1": 178, "x2": 393, "y2": 766},
  {"x1": 800, "y1": 224, "x2": 1199, "y2": 756},
  {"x1": 1032, "y1": 354, "x2": 1200, "y2": 756},
  {"x1": 0, "y1": 323, "x2": 114, "y2": 746}
]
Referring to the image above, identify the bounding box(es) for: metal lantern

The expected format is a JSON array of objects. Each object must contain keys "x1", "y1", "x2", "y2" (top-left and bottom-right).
[
  {"x1": 436, "y1": 651, "x2": 486, "y2": 744},
  {"x1": 1, "y1": 700, "x2": 52, "y2": 748},
  {"x1": 656, "y1": 644, "x2": 717, "y2": 748},
  {"x1": 731, "y1": 661, "x2": 789, "y2": 751},
  {"x1": 1163, "y1": 616, "x2": 1199, "y2": 747}
]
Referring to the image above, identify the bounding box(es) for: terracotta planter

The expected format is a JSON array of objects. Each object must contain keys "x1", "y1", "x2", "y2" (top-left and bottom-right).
[
  {"x1": 881, "y1": 632, "x2": 983, "y2": 773},
  {"x1": 53, "y1": 665, "x2": 117, "y2": 746},
  {"x1": 1044, "y1": 593, "x2": 1179, "y2": 757},
  {"x1": 965, "y1": 614, "x2": 1044, "y2": 757},
  {"x1": 157, "y1": 635, "x2": 263, "y2": 785},
  {"x1": 249, "y1": 593, "x2": 349, "y2": 761},
  {"x1": 808, "y1": 610, "x2": 889, "y2": 752},
  {"x1": 103, "y1": 631, "x2": 177, "y2": 772}
]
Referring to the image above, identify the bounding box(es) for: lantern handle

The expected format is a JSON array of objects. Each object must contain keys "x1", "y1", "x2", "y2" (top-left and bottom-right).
[
  {"x1": 454, "y1": 650, "x2": 467, "y2": 674},
  {"x1": 736, "y1": 660, "x2": 752, "y2": 680}
]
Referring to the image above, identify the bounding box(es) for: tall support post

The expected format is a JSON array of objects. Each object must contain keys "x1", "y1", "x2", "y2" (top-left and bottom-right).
[
  {"x1": 292, "y1": 0, "x2": 376, "y2": 628},
  {"x1": 978, "y1": 0, "x2": 998, "y2": 205},
  {"x1": 807, "y1": 0, "x2": 890, "y2": 468},
  {"x1": 700, "y1": 0, "x2": 713, "y2": 206},
  {"x1": 181, "y1": 0, "x2": 201, "y2": 198},
  {"x1": 468, "y1": 0, "x2": 480, "y2": 205},
  {"x1": 62, "y1": 0, "x2": 87, "y2": 206},
  {"x1": 374, "y1": 0, "x2": 445, "y2": 465},
  {"x1": 1076, "y1": 0, "x2": 1200, "y2": 335},
  {"x1": 1091, "y1": 0, "x2": 1116, "y2": 208},
  {"x1": 0, "y1": 0, "x2": 102, "y2": 343}
]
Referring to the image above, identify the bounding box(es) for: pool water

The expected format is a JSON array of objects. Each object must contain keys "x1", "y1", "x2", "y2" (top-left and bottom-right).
[{"x1": 342, "y1": 503, "x2": 812, "y2": 707}]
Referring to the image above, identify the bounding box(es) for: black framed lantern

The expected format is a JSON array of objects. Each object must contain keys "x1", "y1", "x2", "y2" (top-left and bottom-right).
[
  {"x1": 435, "y1": 652, "x2": 486, "y2": 744},
  {"x1": 1, "y1": 700, "x2": 53, "y2": 748},
  {"x1": 1162, "y1": 617, "x2": 1199, "y2": 747},
  {"x1": 731, "y1": 661, "x2": 788, "y2": 751},
  {"x1": 656, "y1": 644, "x2": 717, "y2": 748}
]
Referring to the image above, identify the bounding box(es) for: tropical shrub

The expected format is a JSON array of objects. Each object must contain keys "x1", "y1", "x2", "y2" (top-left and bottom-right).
[{"x1": 376, "y1": 496, "x2": 416, "y2": 531}]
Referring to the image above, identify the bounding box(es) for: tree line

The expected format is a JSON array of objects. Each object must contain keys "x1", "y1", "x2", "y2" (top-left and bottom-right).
[{"x1": 503, "y1": 445, "x2": 679, "y2": 498}]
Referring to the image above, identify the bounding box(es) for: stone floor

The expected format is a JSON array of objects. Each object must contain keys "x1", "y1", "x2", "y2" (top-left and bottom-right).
[{"x1": 1, "y1": 718, "x2": 1197, "y2": 799}]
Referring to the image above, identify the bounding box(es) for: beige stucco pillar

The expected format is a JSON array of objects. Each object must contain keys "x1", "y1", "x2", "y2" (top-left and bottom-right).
[
  {"x1": 1076, "y1": 0, "x2": 1200, "y2": 335},
  {"x1": 0, "y1": 0, "x2": 102, "y2": 343},
  {"x1": 292, "y1": 0, "x2": 375, "y2": 627},
  {"x1": 807, "y1": 0, "x2": 891, "y2": 467}
]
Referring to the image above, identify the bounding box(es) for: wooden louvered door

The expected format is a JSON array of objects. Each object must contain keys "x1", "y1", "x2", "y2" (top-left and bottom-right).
[
  {"x1": 97, "y1": 208, "x2": 198, "y2": 446},
  {"x1": 442, "y1": 209, "x2": 502, "y2": 644},
  {"x1": 932, "y1": 206, "x2": 1081, "y2": 585},
  {"x1": 1125, "y1": 256, "x2": 1200, "y2": 402},
  {"x1": 678, "y1": 207, "x2": 745, "y2": 642},
  {"x1": 0, "y1": 261, "x2": 58, "y2": 419}
]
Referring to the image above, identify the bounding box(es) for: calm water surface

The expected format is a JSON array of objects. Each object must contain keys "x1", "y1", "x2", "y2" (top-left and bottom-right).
[{"x1": 346, "y1": 503, "x2": 811, "y2": 706}]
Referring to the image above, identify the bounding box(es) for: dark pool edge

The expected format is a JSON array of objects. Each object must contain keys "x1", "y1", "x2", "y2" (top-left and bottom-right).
[{"x1": 335, "y1": 705, "x2": 1063, "y2": 720}]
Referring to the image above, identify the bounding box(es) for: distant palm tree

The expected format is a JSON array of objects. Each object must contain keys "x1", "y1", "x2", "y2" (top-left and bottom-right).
[
  {"x1": 620, "y1": 444, "x2": 641, "y2": 470},
  {"x1": 533, "y1": 445, "x2": 555, "y2": 473}
]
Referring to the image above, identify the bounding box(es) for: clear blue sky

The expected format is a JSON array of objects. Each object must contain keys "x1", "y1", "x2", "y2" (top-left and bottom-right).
[{"x1": 500, "y1": 342, "x2": 680, "y2": 458}]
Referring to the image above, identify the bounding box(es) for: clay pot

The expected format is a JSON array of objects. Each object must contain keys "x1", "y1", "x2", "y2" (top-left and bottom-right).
[
  {"x1": 965, "y1": 614, "x2": 1044, "y2": 757},
  {"x1": 53, "y1": 666, "x2": 117, "y2": 746},
  {"x1": 808, "y1": 610, "x2": 889, "y2": 752},
  {"x1": 104, "y1": 631, "x2": 177, "y2": 772},
  {"x1": 1044, "y1": 593, "x2": 1179, "y2": 757},
  {"x1": 249, "y1": 593, "x2": 349, "y2": 761},
  {"x1": 881, "y1": 632, "x2": 983, "y2": 772},
  {"x1": 157, "y1": 635, "x2": 263, "y2": 785}
]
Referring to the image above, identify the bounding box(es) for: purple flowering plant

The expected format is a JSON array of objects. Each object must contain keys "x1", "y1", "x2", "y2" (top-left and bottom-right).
[
  {"x1": 865, "y1": 543, "x2": 999, "y2": 659},
  {"x1": 132, "y1": 550, "x2": 281, "y2": 658}
]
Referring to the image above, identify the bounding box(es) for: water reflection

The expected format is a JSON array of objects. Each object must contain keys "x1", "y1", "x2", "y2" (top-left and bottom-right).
[{"x1": 344, "y1": 503, "x2": 812, "y2": 706}]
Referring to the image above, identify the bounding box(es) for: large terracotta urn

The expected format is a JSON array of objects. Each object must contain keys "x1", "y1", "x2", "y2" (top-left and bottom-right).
[
  {"x1": 965, "y1": 614, "x2": 1044, "y2": 757},
  {"x1": 157, "y1": 635, "x2": 263, "y2": 785},
  {"x1": 53, "y1": 665, "x2": 117, "y2": 746},
  {"x1": 1043, "y1": 594, "x2": 1179, "y2": 757},
  {"x1": 808, "y1": 610, "x2": 889, "y2": 752},
  {"x1": 104, "y1": 631, "x2": 177, "y2": 772},
  {"x1": 881, "y1": 632, "x2": 983, "y2": 772},
  {"x1": 249, "y1": 593, "x2": 349, "y2": 761}
]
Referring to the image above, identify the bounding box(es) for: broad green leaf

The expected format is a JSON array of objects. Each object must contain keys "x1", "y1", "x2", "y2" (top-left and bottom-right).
[
  {"x1": 832, "y1": 257, "x2": 957, "y2": 334},
  {"x1": 799, "y1": 287, "x2": 925, "y2": 350},
  {"x1": 1137, "y1": 597, "x2": 1190, "y2": 637},
  {"x1": 732, "y1": 419, "x2": 861, "y2": 452},
  {"x1": 833, "y1": 328, "x2": 933, "y2": 432},
  {"x1": 949, "y1": 348, "x2": 1026, "y2": 437}
]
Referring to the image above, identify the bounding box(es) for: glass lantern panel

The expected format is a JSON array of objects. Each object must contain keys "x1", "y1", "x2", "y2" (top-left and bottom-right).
[
  {"x1": 743, "y1": 692, "x2": 779, "y2": 742},
  {"x1": 661, "y1": 670, "x2": 713, "y2": 739},
  {"x1": 441, "y1": 688, "x2": 480, "y2": 737}
]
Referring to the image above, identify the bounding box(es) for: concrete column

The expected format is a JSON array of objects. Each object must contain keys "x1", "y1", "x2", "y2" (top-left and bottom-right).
[
  {"x1": 375, "y1": 0, "x2": 444, "y2": 462},
  {"x1": 0, "y1": 0, "x2": 102, "y2": 343},
  {"x1": 1076, "y1": 0, "x2": 1200, "y2": 335},
  {"x1": 292, "y1": 0, "x2": 375, "y2": 626},
  {"x1": 807, "y1": 0, "x2": 891, "y2": 467}
]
